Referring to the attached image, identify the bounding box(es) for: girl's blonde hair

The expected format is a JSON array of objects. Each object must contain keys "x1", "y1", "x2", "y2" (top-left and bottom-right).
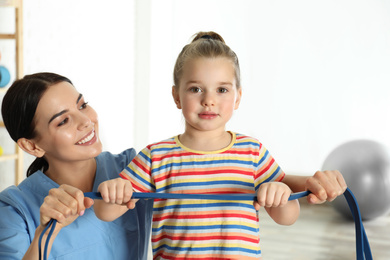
[{"x1": 173, "y1": 31, "x2": 241, "y2": 89}]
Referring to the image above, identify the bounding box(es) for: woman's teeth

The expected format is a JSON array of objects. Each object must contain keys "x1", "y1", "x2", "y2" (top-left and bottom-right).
[{"x1": 77, "y1": 131, "x2": 94, "y2": 144}]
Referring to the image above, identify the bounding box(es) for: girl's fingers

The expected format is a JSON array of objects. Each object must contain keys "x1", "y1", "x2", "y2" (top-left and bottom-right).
[
  {"x1": 123, "y1": 181, "x2": 133, "y2": 204},
  {"x1": 98, "y1": 178, "x2": 135, "y2": 205},
  {"x1": 257, "y1": 183, "x2": 291, "y2": 208}
]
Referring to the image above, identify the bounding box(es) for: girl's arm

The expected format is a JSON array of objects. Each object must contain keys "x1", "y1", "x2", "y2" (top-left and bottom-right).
[
  {"x1": 254, "y1": 182, "x2": 300, "y2": 226},
  {"x1": 94, "y1": 178, "x2": 138, "y2": 222},
  {"x1": 282, "y1": 170, "x2": 347, "y2": 204}
]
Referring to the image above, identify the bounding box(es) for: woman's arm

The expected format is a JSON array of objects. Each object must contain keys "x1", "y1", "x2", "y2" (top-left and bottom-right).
[
  {"x1": 22, "y1": 184, "x2": 93, "y2": 259},
  {"x1": 282, "y1": 170, "x2": 347, "y2": 204}
]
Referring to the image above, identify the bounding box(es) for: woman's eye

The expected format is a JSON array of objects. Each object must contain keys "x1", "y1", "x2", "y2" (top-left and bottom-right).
[
  {"x1": 218, "y1": 87, "x2": 228, "y2": 93},
  {"x1": 58, "y1": 118, "x2": 68, "y2": 127},
  {"x1": 79, "y1": 102, "x2": 88, "y2": 109}
]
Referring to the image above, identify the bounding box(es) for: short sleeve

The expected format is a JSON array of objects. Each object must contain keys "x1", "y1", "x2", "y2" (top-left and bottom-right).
[
  {"x1": 0, "y1": 203, "x2": 31, "y2": 259},
  {"x1": 119, "y1": 146, "x2": 156, "y2": 193},
  {"x1": 253, "y1": 143, "x2": 285, "y2": 191}
]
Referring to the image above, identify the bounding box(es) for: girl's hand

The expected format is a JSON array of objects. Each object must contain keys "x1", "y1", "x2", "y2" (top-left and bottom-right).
[
  {"x1": 40, "y1": 184, "x2": 94, "y2": 230},
  {"x1": 98, "y1": 178, "x2": 138, "y2": 209},
  {"x1": 305, "y1": 170, "x2": 347, "y2": 204},
  {"x1": 253, "y1": 182, "x2": 292, "y2": 211}
]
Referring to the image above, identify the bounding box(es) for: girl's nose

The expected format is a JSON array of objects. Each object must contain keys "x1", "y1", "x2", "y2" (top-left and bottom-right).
[{"x1": 202, "y1": 92, "x2": 215, "y2": 107}]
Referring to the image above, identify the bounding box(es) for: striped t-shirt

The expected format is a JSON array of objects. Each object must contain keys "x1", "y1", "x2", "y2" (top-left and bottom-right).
[{"x1": 120, "y1": 132, "x2": 285, "y2": 260}]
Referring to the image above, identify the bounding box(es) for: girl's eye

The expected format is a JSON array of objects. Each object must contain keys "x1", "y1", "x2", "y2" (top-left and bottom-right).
[
  {"x1": 218, "y1": 87, "x2": 228, "y2": 93},
  {"x1": 58, "y1": 118, "x2": 68, "y2": 127},
  {"x1": 79, "y1": 102, "x2": 88, "y2": 109},
  {"x1": 189, "y1": 87, "x2": 202, "y2": 93}
]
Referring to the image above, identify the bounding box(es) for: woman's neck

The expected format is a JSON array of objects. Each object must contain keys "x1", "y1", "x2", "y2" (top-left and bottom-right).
[
  {"x1": 179, "y1": 130, "x2": 232, "y2": 151},
  {"x1": 44, "y1": 158, "x2": 97, "y2": 193}
]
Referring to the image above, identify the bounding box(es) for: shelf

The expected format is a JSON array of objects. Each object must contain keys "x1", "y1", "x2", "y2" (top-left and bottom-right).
[
  {"x1": 0, "y1": 0, "x2": 24, "y2": 185},
  {"x1": 0, "y1": 0, "x2": 21, "y2": 8},
  {"x1": 0, "y1": 154, "x2": 18, "y2": 161}
]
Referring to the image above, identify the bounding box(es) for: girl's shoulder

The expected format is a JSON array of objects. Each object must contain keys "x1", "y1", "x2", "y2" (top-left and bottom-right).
[
  {"x1": 234, "y1": 132, "x2": 262, "y2": 147},
  {"x1": 144, "y1": 136, "x2": 178, "y2": 151}
]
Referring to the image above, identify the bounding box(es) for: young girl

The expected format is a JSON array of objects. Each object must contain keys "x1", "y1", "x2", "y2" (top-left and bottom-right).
[{"x1": 94, "y1": 32, "x2": 346, "y2": 259}]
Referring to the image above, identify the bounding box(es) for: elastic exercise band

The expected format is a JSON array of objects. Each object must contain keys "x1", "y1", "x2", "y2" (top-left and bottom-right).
[
  {"x1": 84, "y1": 190, "x2": 311, "y2": 201},
  {"x1": 39, "y1": 188, "x2": 372, "y2": 260}
]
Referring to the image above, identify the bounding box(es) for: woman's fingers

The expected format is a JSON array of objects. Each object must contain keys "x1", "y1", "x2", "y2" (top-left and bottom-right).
[{"x1": 40, "y1": 185, "x2": 88, "y2": 227}]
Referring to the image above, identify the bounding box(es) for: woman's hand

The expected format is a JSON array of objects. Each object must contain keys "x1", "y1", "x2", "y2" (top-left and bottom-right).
[
  {"x1": 40, "y1": 184, "x2": 94, "y2": 230},
  {"x1": 305, "y1": 170, "x2": 347, "y2": 204}
]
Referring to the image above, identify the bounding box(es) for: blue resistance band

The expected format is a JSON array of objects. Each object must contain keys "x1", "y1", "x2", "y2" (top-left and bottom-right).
[{"x1": 39, "y1": 188, "x2": 372, "y2": 260}]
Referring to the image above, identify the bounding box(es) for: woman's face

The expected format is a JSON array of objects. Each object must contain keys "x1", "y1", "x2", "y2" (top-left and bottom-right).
[{"x1": 32, "y1": 81, "x2": 102, "y2": 164}]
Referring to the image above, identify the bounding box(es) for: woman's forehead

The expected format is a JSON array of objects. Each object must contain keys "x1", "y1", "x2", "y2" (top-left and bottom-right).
[{"x1": 35, "y1": 82, "x2": 80, "y2": 121}]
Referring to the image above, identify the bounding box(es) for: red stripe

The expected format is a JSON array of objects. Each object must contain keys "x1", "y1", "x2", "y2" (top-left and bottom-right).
[
  {"x1": 153, "y1": 213, "x2": 257, "y2": 222},
  {"x1": 152, "y1": 234, "x2": 259, "y2": 244},
  {"x1": 133, "y1": 158, "x2": 150, "y2": 175},
  {"x1": 154, "y1": 169, "x2": 253, "y2": 182},
  {"x1": 152, "y1": 150, "x2": 259, "y2": 162},
  {"x1": 257, "y1": 157, "x2": 275, "y2": 176},
  {"x1": 120, "y1": 172, "x2": 150, "y2": 193},
  {"x1": 153, "y1": 251, "x2": 233, "y2": 260}
]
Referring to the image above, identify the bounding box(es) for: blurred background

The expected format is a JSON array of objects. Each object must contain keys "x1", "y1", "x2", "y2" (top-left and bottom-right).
[{"x1": 1, "y1": 0, "x2": 389, "y2": 191}]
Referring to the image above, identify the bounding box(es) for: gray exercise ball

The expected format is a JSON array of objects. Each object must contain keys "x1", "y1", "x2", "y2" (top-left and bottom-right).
[{"x1": 322, "y1": 139, "x2": 390, "y2": 221}]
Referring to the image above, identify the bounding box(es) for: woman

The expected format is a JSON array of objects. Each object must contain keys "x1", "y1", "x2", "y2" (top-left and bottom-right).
[{"x1": 0, "y1": 73, "x2": 153, "y2": 259}]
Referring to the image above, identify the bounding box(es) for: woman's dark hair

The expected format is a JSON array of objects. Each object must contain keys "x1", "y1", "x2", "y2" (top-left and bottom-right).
[{"x1": 1, "y1": 72, "x2": 73, "y2": 177}]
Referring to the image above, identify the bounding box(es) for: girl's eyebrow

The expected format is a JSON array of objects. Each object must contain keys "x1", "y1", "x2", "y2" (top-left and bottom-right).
[
  {"x1": 48, "y1": 94, "x2": 83, "y2": 124},
  {"x1": 185, "y1": 80, "x2": 233, "y2": 86}
]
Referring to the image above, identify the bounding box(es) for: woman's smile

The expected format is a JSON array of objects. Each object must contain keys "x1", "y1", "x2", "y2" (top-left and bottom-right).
[{"x1": 76, "y1": 129, "x2": 97, "y2": 145}]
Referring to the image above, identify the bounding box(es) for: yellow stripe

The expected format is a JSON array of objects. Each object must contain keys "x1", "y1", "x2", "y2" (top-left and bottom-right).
[
  {"x1": 152, "y1": 220, "x2": 258, "y2": 229},
  {"x1": 152, "y1": 241, "x2": 260, "y2": 251},
  {"x1": 153, "y1": 199, "x2": 254, "y2": 207}
]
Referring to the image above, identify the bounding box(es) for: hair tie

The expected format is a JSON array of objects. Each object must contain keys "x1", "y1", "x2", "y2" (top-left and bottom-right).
[{"x1": 200, "y1": 35, "x2": 213, "y2": 40}]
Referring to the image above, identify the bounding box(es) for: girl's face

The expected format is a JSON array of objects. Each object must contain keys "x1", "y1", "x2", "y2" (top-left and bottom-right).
[
  {"x1": 32, "y1": 81, "x2": 102, "y2": 164},
  {"x1": 173, "y1": 57, "x2": 242, "y2": 134}
]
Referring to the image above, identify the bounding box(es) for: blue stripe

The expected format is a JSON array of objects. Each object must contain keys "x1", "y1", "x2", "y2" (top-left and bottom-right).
[
  {"x1": 156, "y1": 180, "x2": 253, "y2": 193},
  {"x1": 256, "y1": 150, "x2": 269, "y2": 167},
  {"x1": 151, "y1": 159, "x2": 257, "y2": 174},
  {"x1": 153, "y1": 202, "x2": 254, "y2": 211},
  {"x1": 234, "y1": 141, "x2": 259, "y2": 148},
  {"x1": 152, "y1": 244, "x2": 260, "y2": 255},
  {"x1": 152, "y1": 224, "x2": 259, "y2": 233},
  {"x1": 125, "y1": 167, "x2": 156, "y2": 191},
  {"x1": 153, "y1": 146, "x2": 181, "y2": 153},
  {"x1": 139, "y1": 150, "x2": 152, "y2": 164},
  {"x1": 255, "y1": 166, "x2": 281, "y2": 190}
]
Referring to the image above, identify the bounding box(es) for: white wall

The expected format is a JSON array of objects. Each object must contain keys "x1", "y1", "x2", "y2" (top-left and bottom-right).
[
  {"x1": 1, "y1": 0, "x2": 389, "y2": 191},
  {"x1": 0, "y1": 0, "x2": 136, "y2": 189},
  {"x1": 145, "y1": 0, "x2": 390, "y2": 174}
]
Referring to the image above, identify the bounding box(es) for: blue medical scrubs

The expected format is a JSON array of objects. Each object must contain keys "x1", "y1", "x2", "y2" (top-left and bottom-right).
[{"x1": 0, "y1": 149, "x2": 153, "y2": 260}]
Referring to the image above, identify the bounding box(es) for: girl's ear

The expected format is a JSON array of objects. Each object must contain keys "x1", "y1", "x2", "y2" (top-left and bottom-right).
[
  {"x1": 17, "y1": 138, "x2": 45, "y2": 158},
  {"x1": 172, "y1": 86, "x2": 182, "y2": 109},
  {"x1": 234, "y1": 88, "x2": 242, "y2": 110}
]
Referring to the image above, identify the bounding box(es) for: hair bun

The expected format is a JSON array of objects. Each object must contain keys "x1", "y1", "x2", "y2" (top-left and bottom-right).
[{"x1": 192, "y1": 31, "x2": 226, "y2": 44}]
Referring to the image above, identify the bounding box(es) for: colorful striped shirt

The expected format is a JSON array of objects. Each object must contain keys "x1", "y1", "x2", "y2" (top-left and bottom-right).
[{"x1": 120, "y1": 132, "x2": 285, "y2": 260}]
